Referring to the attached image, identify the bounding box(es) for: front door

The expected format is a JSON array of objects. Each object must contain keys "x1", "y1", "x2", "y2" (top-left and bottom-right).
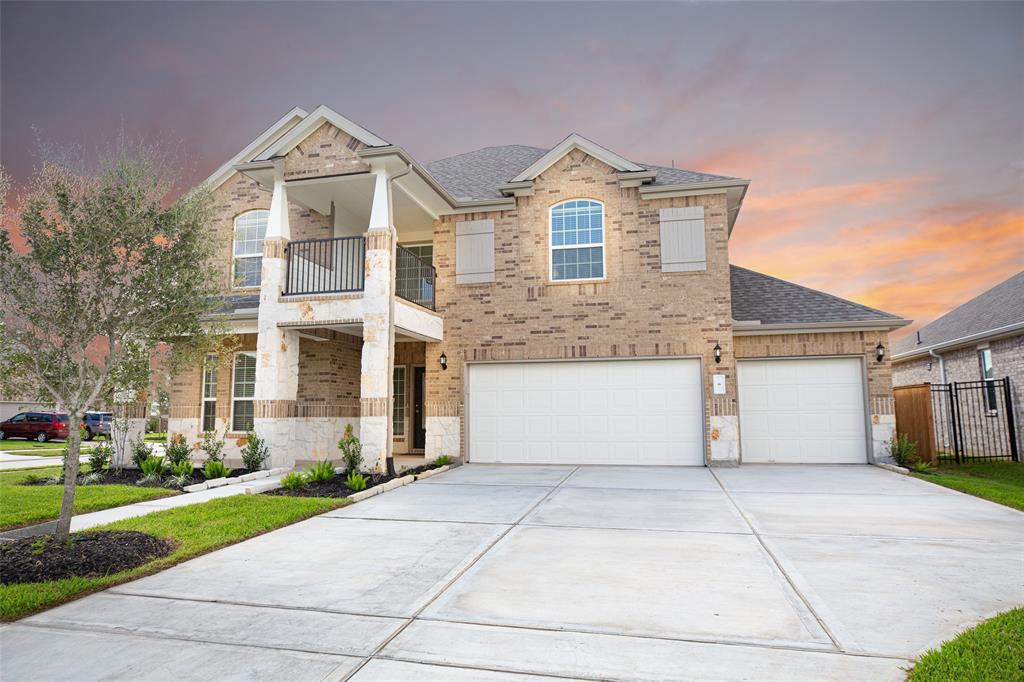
[{"x1": 413, "y1": 366, "x2": 426, "y2": 450}]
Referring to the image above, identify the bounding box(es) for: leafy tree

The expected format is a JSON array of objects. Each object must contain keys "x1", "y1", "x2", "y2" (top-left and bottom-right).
[{"x1": 0, "y1": 140, "x2": 229, "y2": 541}]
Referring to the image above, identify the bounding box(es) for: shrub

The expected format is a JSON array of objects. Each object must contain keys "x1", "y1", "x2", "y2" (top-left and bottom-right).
[
  {"x1": 432, "y1": 455, "x2": 452, "y2": 467},
  {"x1": 240, "y1": 430, "x2": 269, "y2": 471},
  {"x1": 170, "y1": 459, "x2": 193, "y2": 477},
  {"x1": 338, "y1": 424, "x2": 362, "y2": 474},
  {"x1": 281, "y1": 471, "x2": 307, "y2": 491},
  {"x1": 165, "y1": 473, "x2": 190, "y2": 488},
  {"x1": 22, "y1": 474, "x2": 44, "y2": 485},
  {"x1": 305, "y1": 460, "x2": 336, "y2": 484},
  {"x1": 139, "y1": 455, "x2": 165, "y2": 476},
  {"x1": 911, "y1": 460, "x2": 934, "y2": 474},
  {"x1": 345, "y1": 471, "x2": 367, "y2": 492},
  {"x1": 88, "y1": 443, "x2": 112, "y2": 472},
  {"x1": 79, "y1": 471, "x2": 104, "y2": 485},
  {"x1": 202, "y1": 459, "x2": 228, "y2": 480},
  {"x1": 131, "y1": 440, "x2": 153, "y2": 468},
  {"x1": 888, "y1": 433, "x2": 919, "y2": 468},
  {"x1": 199, "y1": 430, "x2": 225, "y2": 463},
  {"x1": 165, "y1": 433, "x2": 191, "y2": 468}
]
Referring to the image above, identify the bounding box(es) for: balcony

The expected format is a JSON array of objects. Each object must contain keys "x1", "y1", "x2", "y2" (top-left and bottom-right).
[{"x1": 283, "y1": 237, "x2": 436, "y2": 312}]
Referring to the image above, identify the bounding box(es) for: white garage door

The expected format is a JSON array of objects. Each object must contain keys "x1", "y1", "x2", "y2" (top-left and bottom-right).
[
  {"x1": 468, "y1": 359, "x2": 704, "y2": 466},
  {"x1": 737, "y1": 357, "x2": 868, "y2": 464}
]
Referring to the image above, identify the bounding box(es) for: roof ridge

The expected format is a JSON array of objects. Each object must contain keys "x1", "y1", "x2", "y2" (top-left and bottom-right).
[{"x1": 731, "y1": 265, "x2": 900, "y2": 319}]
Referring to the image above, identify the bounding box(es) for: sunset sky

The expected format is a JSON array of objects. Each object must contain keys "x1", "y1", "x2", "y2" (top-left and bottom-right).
[{"x1": 2, "y1": 1, "x2": 1021, "y2": 336}]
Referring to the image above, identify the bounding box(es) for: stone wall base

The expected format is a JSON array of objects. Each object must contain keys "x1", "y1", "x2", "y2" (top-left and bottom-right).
[
  {"x1": 871, "y1": 413, "x2": 896, "y2": 464},
  {"x1": 426, "y1": 416, "x2": 461, "y2": 459},
  {"x1": 708, "y1": 415, "x2": 740, "y2": 467}
]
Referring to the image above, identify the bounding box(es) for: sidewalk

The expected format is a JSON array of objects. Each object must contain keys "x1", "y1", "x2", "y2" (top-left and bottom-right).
[
  {"x1": 0, "y1": 452, "x2": 86, "y2": 471},
  {"x1": 0, "y1": 473, "x2": 286, "y2": 540}
]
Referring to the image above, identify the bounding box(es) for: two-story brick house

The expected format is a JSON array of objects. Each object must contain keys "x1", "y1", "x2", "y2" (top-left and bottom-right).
[{"x1": 168, "y1": 105, "x2": 909, "y2": 472}]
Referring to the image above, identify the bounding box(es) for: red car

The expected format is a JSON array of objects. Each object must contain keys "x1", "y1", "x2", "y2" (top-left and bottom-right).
[{"x1": 0, "y1": 411, "x2": 71, "y2": 442}]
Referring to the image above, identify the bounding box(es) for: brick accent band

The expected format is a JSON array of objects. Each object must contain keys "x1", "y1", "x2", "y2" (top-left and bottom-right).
[
  {"x1": 254, "y1": 400, "x2": 297, "y2": 418},
  {"x1": 425, "y1": 400, "x2": 463, "y2": 417},
  {"x1": 359, "y1": 396, "x2": 390, "y2": 417},
  {"x1": 113, "y1": 402, "x2": 148, "y2": 419},
  {"x1": 365, "y1": 230, "x2": 392, "y2": 251},
  {"x1": 263, "y1": 238, "x2": 289, "y2": 259},
  {"x1": 169, "y1": 405, "x2": 201, "y2": 419}
]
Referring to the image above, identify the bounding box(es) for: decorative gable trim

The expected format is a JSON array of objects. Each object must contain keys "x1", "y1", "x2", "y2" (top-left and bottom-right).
[
  {"x1": 509, "y1": 133, "x2": 644, "y2": 183},
  {"x1": 256, "y1": 105, "x2": 390, "y2": 161},
  {"x1": 202, "y1": 107, "x2": 308, "y2": 190}
]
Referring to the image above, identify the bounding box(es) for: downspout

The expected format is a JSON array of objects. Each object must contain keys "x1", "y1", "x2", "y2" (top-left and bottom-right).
[
  {"x1": 929, "y1": 349, "x2": 946, "y2": 384},
  {"x1": 383, "y1": 163, "x2": 412, "y2": 477}
]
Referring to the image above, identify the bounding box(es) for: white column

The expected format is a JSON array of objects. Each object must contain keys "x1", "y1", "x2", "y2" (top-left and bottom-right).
[
  {"x1": 359, "y1": 169, "x2": 396, "y2": 473},
  {"x1": 254, "y1": 160, "x2": 300, "y2": 469}
]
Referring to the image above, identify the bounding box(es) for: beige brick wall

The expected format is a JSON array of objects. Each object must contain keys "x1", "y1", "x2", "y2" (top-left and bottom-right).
[
  {"x1": 283, "y1": 123, "x2": 368, "y2": 181},
  {"x1": 168, "y1": 333, "x2": 258, "y2": 422},
  {"x1": 296, "y1": 331, "x2": 362, "y2": 405},
  {"x1": 425, "y1": 150, "x2": 735, "y2": 458}
]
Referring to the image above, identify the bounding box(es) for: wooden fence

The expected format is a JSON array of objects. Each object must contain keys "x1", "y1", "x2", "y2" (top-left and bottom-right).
[{"x1": 893, "y1": 383, "x2": 937, "y2": 465}]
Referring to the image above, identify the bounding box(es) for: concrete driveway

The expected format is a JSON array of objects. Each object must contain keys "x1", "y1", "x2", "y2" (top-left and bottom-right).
[{"x1": 3, "y1": 464, "x2": 1023, "y2": 681}]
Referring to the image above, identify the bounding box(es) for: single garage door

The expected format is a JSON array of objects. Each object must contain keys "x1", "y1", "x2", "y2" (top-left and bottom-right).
[
  {"x1": 737, "y1": 357, "x2": 868, "y2": 464},
  {"x1": 468, "y1": 359, "x2": 704, "y2": 466}
]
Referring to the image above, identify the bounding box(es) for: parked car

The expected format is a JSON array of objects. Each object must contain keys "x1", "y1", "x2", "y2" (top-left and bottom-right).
[
  {"x1": 83, "y1": 411, "x2": 113, "y2": 441},
  {"x1": 0, "y1": 411, "x2": 71, "y2": 442}
]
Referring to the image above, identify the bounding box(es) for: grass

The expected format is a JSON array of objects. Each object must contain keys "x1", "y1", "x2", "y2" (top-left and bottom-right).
[
  {"x1": 912, "y1": 461, "x2": 1024, "y2": 511},
  {"x1": 144, "y1": 432, "x2": 166, "y2": 442},
  {"x1": 0, "y1": 438, "x2": 96, "y2": 455},
  {"x1": 0, "y1": 494, "x2": 348, "y2": 620},
  {"x1": 909, "y1": 608, "x2": 1024, "y2": 681},
  {"x1": 0, "y1": 466, "x2": 176, "y2": 531}
]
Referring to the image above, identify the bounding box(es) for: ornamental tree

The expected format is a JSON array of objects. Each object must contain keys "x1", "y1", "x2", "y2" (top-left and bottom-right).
[{"x1": 0, "y1": 141, "x2": 228, "y2": 541}]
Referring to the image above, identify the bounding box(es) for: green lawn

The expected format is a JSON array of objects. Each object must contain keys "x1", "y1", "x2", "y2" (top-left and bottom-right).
[
  {"x1": 912, "y1": 461, "x2": 1024, "y2": 511},
  {"x1": 144, "y1": 432, "x2": 166, "y2": 442},
  {"x1": 0, "y1": 438, "x2": 96, "y2": 455},
  {"x1": 1, "y1": 494, "x2": 348, "y2": 620},
  {"x1": 0, "y1": 466, "x2": 176, "y2": 531},
  {"x1": 909, "y1": 608, "x2": 1024, "y2": 681}
]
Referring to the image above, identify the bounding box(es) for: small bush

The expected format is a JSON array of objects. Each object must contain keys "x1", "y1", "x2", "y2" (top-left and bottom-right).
[
  {"x1": 338, "y1": 424, "x2": 362, "y2": 474},
  {"x1": 202, "y1": 460, "x2": 228, "y2": 480},
  {"x1": 240, "y1": 430, "x2": 269, "y2": 471},
  {"x1": 79, "y1": 472, "x2": 104, "y2": 485},
  {"x1": 432, "y1": 455, "x2": 452, "y2": 467},
  {"x1": 166, "y1": 473, "x2": 190, "y2": 489},
  {"x1": 281, "y1": 471, "x2": 307, "y2": 491},
  {"x1": 912, "y1": 460, "x2": 934, "y2": 474},
  {"x1": 888, "y1": 433, "x2": 919, "y2": 468},
  {"x1": 165, "y1": 433, "x2": 191, "y2": 468},
  {"x1": 88, "y1": 443, "x2": 112, "y2": 472},
  {"x1": 22, "y1": 474, "x2": 44, "y2": 485},
  {"x1": 305, "y1": 460, "x2": 336, "y2": 484},
  {"x1": 199, "y1": 430, "x2": 225, "y2": 463},
  {"x1": 139, "y1": 456, "x2": 165, "y2": 477},
  {"x1": 345, "y1": 471, "x2": 367, "y2": 492},
  {"x1": 170, "y1": 459, "x2": 193, "y2": 477},
  {"x1": 131, "y1": 440, "x2": 153, "y2": 468}
]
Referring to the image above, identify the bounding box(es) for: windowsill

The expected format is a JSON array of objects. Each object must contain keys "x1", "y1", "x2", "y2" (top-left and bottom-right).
[{"x1": 546, "y1": 278, "x2": 607, "y2": 286}]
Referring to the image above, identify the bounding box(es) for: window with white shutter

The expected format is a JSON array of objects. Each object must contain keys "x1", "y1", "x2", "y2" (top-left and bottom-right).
[
  {"x1": 455, "y1": 219, "x2": 495, "y2": 284},
  {"x1": 659, "y1": 206, "x2": 706, "y2": 272}
]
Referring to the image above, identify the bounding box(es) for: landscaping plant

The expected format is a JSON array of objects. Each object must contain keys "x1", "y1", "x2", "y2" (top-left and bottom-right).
[
  {"x1": 433, "y1": 455, "x2": 452, "y2": 467},
  {"x1": 240, "y1": 430, "x2": 269, "y2": 471},
  {"x1": 164, "y1": 433, "x2": 191, "y2": 468},
  {"x1": 281, "y1": 472, "x2": 307, "y2": 491},
  {"x1": 887, "y1": 433, "x2": 918, "y2": 468},
  {"x1": 87, "y1": 443, "x2": 112, "y2": 473},
  {"x1": 0, "y1": 141, "x2": 230, "y2": 542},
  {"x1": 338, "y1": 423, "x2": 362, "y2": 474},
  {"x1": 199, "y1": 430, "x2": 225, "y2": 463},
  {"x1": 170, "y1": 460, "x2": 193, "y2": 477},
  {"x1": 131, "y1": 440, "x2": 153, "y2": 468},
  {"x1": 305, "y1": 460, "x2": 336, "y2": 484},
  {"x1": 202, "y1": 460, "x2": 228, "y2": 480},
  {"x1": 138, "y1": 456, "x2": 165, "y2": 484},
  {"x1": 345, "y1": 471, "x2": 367, "y2": 492}
]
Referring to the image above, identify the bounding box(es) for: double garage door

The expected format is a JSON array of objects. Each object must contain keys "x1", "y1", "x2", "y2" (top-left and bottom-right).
[{"x1": 466, "y1": 356, "x2": 869, "y2": 466}]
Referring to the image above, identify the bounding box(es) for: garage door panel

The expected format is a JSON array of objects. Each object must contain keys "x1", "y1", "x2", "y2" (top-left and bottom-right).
[
  {"x1": 739, "y1": 358, "x2": 867, "y2": 464},
  {"x1": 469, "y1": 359, "x2": 703, "y2": 466}
]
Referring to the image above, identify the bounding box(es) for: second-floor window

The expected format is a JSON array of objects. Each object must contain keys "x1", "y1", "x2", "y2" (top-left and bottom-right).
[
  {"x1": 551, "y1": 199, "x2": 604, "y2": 281},
  {"x1": 233, "y1": 210, "x2": 268, "y2": 288}
]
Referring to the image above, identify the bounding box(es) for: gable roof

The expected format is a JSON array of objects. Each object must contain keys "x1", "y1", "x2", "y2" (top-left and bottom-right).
[
  {"x1": 254, "y1": 104, "x2": 390, "y2": 161},
  {"x1": 509, "y1": 133, "x2": 644, "y2": 182},
  {"x1": 730, "y1": 265, "x2": 907, "y2": 330},
  {"x1": 202, "y1": 107, "x2": 308, "y2": 190},
  {"x1": 892, "y1": 271, "x2": 1024, "y2": 359}
]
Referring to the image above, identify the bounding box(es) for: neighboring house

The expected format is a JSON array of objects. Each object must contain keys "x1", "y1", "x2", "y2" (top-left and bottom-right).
[
  {"x1": 892, "y1": 271, "x2": 1024, "y2": 451},
  {"x1": 0, "y1": 400, "x2": 51, "y2": 424},
  {"x1": 168, "y1": 105, "x2": 910, "y2": 471}
]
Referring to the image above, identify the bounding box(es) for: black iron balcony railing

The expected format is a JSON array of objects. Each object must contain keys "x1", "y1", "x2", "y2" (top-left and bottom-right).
[
  {"x1": 396, "y1": 245, "x2": 436, "y2": 310},
  {"x1": 284, "y1": 236, "x2": 365, "y2": 296}
]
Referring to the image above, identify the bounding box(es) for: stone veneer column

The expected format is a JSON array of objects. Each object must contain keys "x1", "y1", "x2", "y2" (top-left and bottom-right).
[
  {"x1": 359, "y1": 170, "x2": 396, "y2": 473},
  {"x1": 253, "y1": 160, "x2": 300, "y2": 468}
]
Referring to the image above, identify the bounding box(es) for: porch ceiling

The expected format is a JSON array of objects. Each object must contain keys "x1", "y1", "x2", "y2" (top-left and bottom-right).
[{"x1": 278, "y1": 320, "x2": 437, "y2": 343}]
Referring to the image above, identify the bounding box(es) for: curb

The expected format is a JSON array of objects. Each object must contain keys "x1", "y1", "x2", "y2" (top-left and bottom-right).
[
  {"x1": 184, "y1": 467, "x2": 288, "y2": 494},
  {"x1": 874, "y1": 462, "x2": 910, "y2": 475}
]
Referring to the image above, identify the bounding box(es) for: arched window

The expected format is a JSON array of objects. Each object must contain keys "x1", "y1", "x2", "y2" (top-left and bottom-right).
[
  {"x1": 233, "y1": 210, "x2": 269, "y2": 288},
  {"x1": 550, "y1": 199, "x2": 605, "y2": 281}
]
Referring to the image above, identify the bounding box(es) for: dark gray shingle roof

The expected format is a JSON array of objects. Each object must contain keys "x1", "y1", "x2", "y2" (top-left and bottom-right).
[
  {"x1": 216, "y1": 294, "x2": 260, "y2": 315},
  {"x1": 892, "y1": 271, "x2": 1024, "y2": 356},
  {"x1": 730, "y1": 265, "x2": 903, "y2": 326},
  {"x1": 424, "y1": 145, "x2": 742, "y2": 201}
]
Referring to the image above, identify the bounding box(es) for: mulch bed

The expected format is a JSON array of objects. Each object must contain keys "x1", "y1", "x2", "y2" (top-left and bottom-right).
[
  {"x1": 0, "y1": 530, "x2": 175, "y2": 585},
  {"x1": 19, "y1": 468, "x2": 249, "y2": 489},
  {"x1": 266, "y1": 463, "x2": 443, "y2": 499}
]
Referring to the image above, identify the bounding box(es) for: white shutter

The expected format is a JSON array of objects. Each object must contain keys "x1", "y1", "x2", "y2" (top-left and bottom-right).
[
  {"x1": 456, "y1": 219, "x2": 495, "y2": 284},
  {"x1": 659, "y1": 207, "x2": 706, "y2": 272}
]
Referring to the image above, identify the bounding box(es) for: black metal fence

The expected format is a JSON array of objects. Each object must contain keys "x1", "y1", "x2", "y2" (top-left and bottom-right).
[
  {"x1": 930, "y1": 378, "x2": 1019, "y2": 463},
  {"x1": 395, "y1": 245, "x2": 436, "y2": 310},
  {"x1": 284, "y1": 236, "x2": 365, "y2": 296}
]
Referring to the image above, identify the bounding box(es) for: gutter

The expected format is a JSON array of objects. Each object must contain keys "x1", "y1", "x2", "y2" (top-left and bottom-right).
[
  {"x1": 733, "y1": 318, "x2": 912, "y2": 334},
  {"x1": 892, "y1": 320, "x2": 1024, "y2": 361}
]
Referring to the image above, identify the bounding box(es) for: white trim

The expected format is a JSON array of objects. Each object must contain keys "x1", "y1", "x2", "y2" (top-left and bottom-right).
[
  {"x1": 201, "y1": 354, "x2": 218, "y2": 432},
  {"x1": 232, "y1": 210, "x2": 269, "y2": 289},
  {"x1": 511, "y1": 133, "x2": 643, "y2": 182},
  {"x1": 202, "y1": 107, "x2": 308, "y2": 191},
  {"x1": 256, "y1": 105, "x2": 389, "y2": 161},
  {"x1": 549, "y1": 198, "x2": 606, "y2": 283},
  {"x1": 392, "y1": 365, "x2": 407, "y2": 438},
  {"x1": 230, "y1": 351, "x2": 257, "y2": 433}
]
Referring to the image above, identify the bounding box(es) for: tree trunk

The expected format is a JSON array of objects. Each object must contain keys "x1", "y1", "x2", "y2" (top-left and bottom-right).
[{"x1": 54, "y1": 412, "x2": 82, "y2": 541}]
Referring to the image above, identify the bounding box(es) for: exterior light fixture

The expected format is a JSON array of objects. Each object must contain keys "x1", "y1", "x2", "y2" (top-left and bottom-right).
[
  {"x1": 875, "y1": 342, "x2": 885, "y2": 363},
  {"x1": 439, "y1": 352, "x2": 448, "y2": 371},
  {"x1": 713, "y1": 342, "x2": 722, "y2": 364},
  {"x1": 927, "y1": 360, "x2": 933, "y2": 372}
]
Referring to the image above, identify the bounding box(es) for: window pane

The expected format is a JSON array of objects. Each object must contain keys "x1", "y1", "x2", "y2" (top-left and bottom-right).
[
  {"x1": 233, "y1": 210, "x2": 268, "y2": 257},
  {"x1": 550, "y1": 201, "x2": 603, "y2": 280},
  {"x1": 393, "y1": 367, "x2": 406, "y2": 436},
  {"x1": 232, "y1": 400, "x2": 254, "y2": 432},
  {"x1": 233, "y1": 353, "x2": 256, "y2": 399},
  {"x1": 202, "y1": 402, "x2": 217, "y2": 432},
  {"x1": 235, "y1": 257, "x2": 262, "y2": 288},
  {"x1": 203, "y1": 356, "x2": 218, "y2": 400}
]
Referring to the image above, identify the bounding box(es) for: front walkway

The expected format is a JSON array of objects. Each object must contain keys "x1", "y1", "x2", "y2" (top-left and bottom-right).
[{"x1": 3, "y1": 464, "x2": 1022, "y2": 681}]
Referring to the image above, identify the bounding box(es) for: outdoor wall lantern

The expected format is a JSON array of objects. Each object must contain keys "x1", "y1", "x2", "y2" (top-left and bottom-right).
[
  {"x1": 439, "y1": 352, "x2": 448, "y2": 371},
  {"x1": 713, "y1": 342, "x2": 722, "y2": 364},
  {"x1": 875, "y1": 342, "x2": 886, "y2": 363}
]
